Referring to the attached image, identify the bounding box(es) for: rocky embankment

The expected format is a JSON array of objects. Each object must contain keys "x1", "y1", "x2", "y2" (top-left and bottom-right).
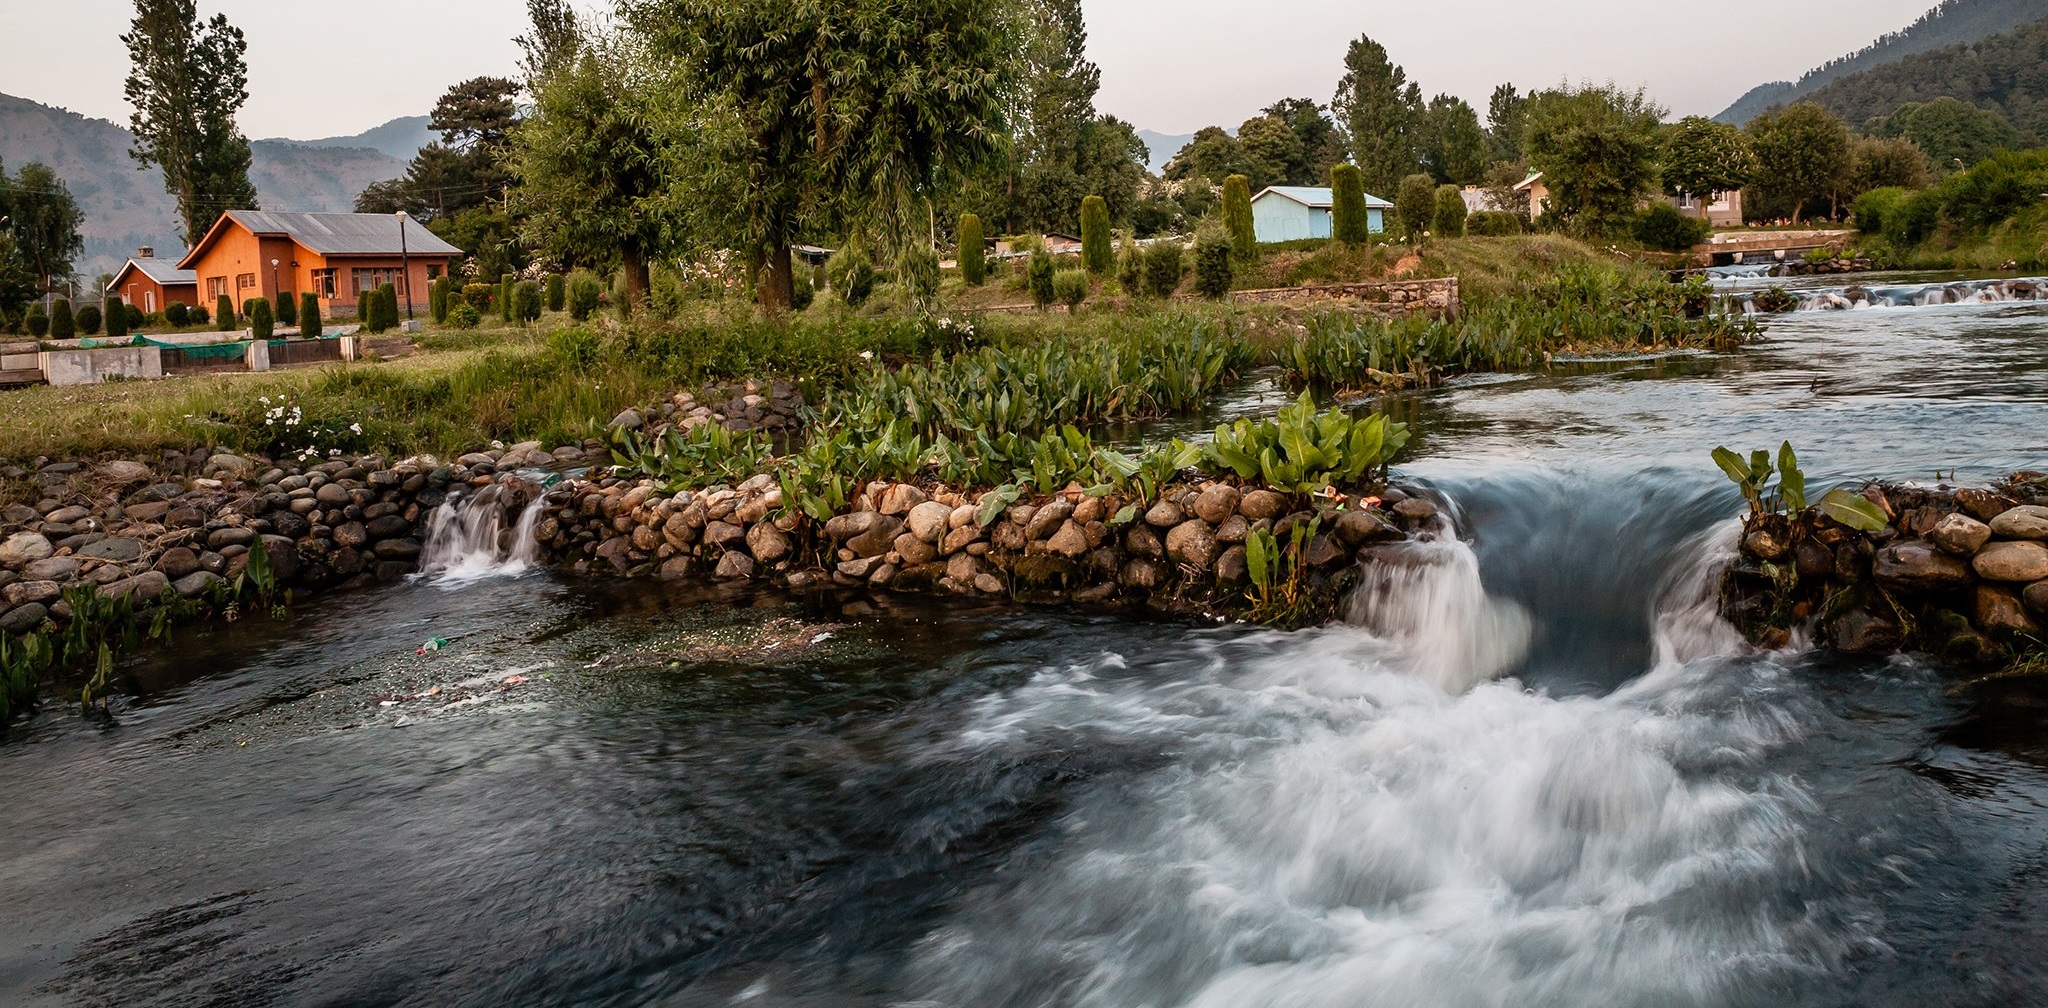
[
  {"x1": 539, "y1": 472, "x2": 1440, "y2": 615},
  {"x1": 1723, "y1": 475, "x2": 2048, "y2": 661},
  {"x1": 0, "y1": 444, "x2": 605, "y2": 634}
]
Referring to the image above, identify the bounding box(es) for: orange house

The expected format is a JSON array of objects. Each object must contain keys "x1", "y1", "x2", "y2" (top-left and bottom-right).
[
  {"x1": 105, "y1": 247, "x2": 199, "y2": 315},
  {"x1": 177, "y1": 210, "x2": 462, "y2": 320}
]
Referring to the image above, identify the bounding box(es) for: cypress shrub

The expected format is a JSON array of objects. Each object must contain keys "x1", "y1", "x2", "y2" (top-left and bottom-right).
[
  {"x1": 104, "y1": 295, "x2": 129, "y2": 340},
  {"x1": 1142, "y1": 240, "x2": 1184, "y2": 298},
  {"x1": 1630, "y1": 203, "x2": 1711, "y2": 252},
  {"x1": 544, "y1": 273, "x2": 565, "y2": 312},
  {"x1": 124, "y1": 302, "x2": 145, "y2": 330},
  {"x1": 377, "y1": 283, "x2": 401, "y2": 332},
  {"x1": 356, "y1": 291, "x2": 372, "y2": 326},
  {"x1": 1193, "y1": 228, "x2": 1234, "y2": 298},
  {"x1": 1467, "y1": 210, "x2": 1526, "y2": 236},
  {"x1": 217, "y1": 294, "x2": 235, "y2": 330},
  {"x1": 513, "y1": 280, "x2": 542, "y2": 324},
  {"x1": 165, "y1": 301, "x2": 190, "y2": 327},
  {"x1": 446, "y1": 303, "x2": 481, "y2": 329},
  {"x1": 300, "y1": 293, "x2": 322, "y2": 339},
  {"x1": 567, "y1": 272, "x2": 601, "y2": 320},
  {"x1": 1052, "y1": 268, "x2": 1089, "y2": 308},
  {"x1": 1432, "y1": 185, "x2": 1469, "y2": 238},
  {"x1": 190, "y1": 303, "x2": 209, "y2": 325},
  {"x1": 1027, "y1": 242, "x2": 1056, "y2": 307},
  {"x1": 75, "y1": 303, "x2": 103, "y2": 335},
  {"x1": 429, "y1": 277, "x2": 449, "y2": 323},
  {"x1": 499, "y1": 273, "x2": 515, "y2": 322},
  {"x1": 26, "y1": 303, "x2": 49, "y2": 338},
  {"x1": 1331, "y1": 164, "x2": 1371, "y2": 245},
  {"x1": 959, "y1": 214, "x2": 986, "y2": 285},
  {"x1": 50, "y1": 299, "x2": 75, "y2": 339},
  {"x1": 1079, "y1": 196, "x2": 1113, "y2": 275},
  {"x1": 1220, "y1": 174, "x2": 1257, "y2": 264},
  {"x1": 275, "y1": 289, "x2": 297, "y2": 325},
  {"x1": 1117, "y1": 233, "x2": 1143, "y2": 293},
  {"x1": 1395, "y1": 173, "x2": 1436, "y2": 238},
  {"x1": 247, "y1": 297, "x2": 273, "y2": 341}
]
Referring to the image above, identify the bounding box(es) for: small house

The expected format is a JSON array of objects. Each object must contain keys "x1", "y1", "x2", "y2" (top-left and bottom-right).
[
  {"x1": 105, "y1": 247, "x2": 199, "y2": 315},
  {"x1": 1249, "y1": 186, "x2": 1391, "y2": 243},
  {"x1": 178, "y1": 210, "x2": 462, "y2": 319},
  {"x1": 1514, "y1": 171, "x2": 1550, "y2": 220},
  {"x1": 1670, "y1": 190, "x2": 1744, "y2": 228}
]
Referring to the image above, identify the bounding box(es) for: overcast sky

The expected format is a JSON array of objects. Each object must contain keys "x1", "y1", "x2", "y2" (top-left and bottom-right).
[{"x1": 1, "y1": 0, "x2": 1935, "y2": 141}]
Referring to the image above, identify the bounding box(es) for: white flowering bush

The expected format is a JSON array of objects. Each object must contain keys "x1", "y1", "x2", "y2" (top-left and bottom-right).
[{"x1": 243, "y1": 394, "x2": 373, "y2": 460}]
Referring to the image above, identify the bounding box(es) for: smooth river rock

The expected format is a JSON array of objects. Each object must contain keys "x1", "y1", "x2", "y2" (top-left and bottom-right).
[
  {"x1": 906, "y1": 501, "x2": 953, "y2": 544},
  {"x1": 0, "y1": 602, "x2": 49, "y2": 633},
  {"x1": 1929, "y1": 513, "x2": 1992, "y2": 555},
  {"x1": 1872, "y1": 541, "x2": 1974, "y2": 593},
  {"x1": 1988, "y1": 505, "x2": 2048, "y2": 541},
  {"x1": 1973, "y1": 541, "x2": 2048, "y2": 583},
  {"x1": 2025, "y1": 581, "x2": 2048, "y2": 617},
  {"x1": 0, "y1": 532, "x2": 54, "y2": 567},
  {"x1": 1974, "y1": 586, "x2": 2041, "y2": 636}
]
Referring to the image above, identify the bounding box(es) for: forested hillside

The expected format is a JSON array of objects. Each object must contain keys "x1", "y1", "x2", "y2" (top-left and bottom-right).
[
  {"x1": 0, "y1": 92, "x2": 403, "y2": 280},
  {"x1": 1716, "y1": 0, "x2": 2042, "y2": 124},
  {"x1": 1803, "y1": 16, "x2": 2048, "y2": 141}
]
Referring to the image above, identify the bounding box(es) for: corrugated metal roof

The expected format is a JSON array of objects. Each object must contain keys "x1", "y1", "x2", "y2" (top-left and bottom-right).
[
  {"x1": 124, "y1": 258, "x2": 197, "y2": 285},
  {"x1": 227, "y1": 211, "x2": 463, "y2": 256},
  {"x1": 1254, "y1": 186, "x2": 1395, "y2": 210}
]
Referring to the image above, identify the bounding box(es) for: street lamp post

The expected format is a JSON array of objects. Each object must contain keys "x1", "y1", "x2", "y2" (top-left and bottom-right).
[
  {"x1": 396, "y1": 211, "x2": 414, "y2": 321},
  {"x1": 270, "y1": 258, "x2": 280, "y2": 310}
]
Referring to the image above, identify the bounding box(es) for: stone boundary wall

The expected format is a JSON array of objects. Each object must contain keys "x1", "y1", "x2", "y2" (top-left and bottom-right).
[
  {"x1": 1722, "y1": 475, "x2": 2048, "y2": 660},
  {"x1": 1231, "y1": 278, "x2": 1459, "y2": 318}
]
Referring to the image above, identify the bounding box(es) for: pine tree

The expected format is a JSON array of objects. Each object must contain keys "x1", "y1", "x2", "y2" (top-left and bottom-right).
[
  {"x1": 1220, "y1": 175, "x2": 1257, "y2": 264},
  {"x1": 217, "y1": 294, "x2": 235, "y2": 330},
  {"x1": 959, "y1": 214, "x2": 986, "y2": 285},
  {"x1": 1333, "y1": 35, "x2": 1422, "y2": 196},
  {"x1": 123, "y1": 0, "x2": 259, "y2": 245},
  {"x1": 1079, "y1": 196, "x2": 1112, "y2": 274},
  {"x1": 104, "y1": 295, "x2": 130, "y2": 340},
  {"x1": 1331, "y1": 164, "x2": 1372, "y2": 244},
  {"x1": 300, "y1": 292, "x2": 321, "y2": 338}
]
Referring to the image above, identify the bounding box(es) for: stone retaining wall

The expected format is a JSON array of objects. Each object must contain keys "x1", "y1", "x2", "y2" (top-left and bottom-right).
[
  {"x1": 1722, "y1": 475, "x2": 2048, "y2": 660},
  {"x1": 1230, "y1": 278, "x2": 1459, "y2": 318}
]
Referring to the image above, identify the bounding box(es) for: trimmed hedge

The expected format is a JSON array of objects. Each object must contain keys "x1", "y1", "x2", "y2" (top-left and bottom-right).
[
  {"x1": 217, "y1": 294, "x2": 236, "y2": 331},
  {"x1": 959, "y1": 214, "x2": 986, "y2": 285},
  {"x1": 300, "y1": 293, "x2": 322, "y2": 339},
  {"x1": 1080, "y1": 196, "x2": 1113, "y2": 275},
  {"x1": 247, "y1": 297, "x2": 273, "y2": 341},
  {"x1": 104, "y1": 295, "x2": 129, "y2": 340}
]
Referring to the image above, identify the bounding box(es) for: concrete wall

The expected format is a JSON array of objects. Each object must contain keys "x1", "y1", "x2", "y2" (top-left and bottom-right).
[{"x1": 40, "y1": 346, "x2": 164, "y2": 386}]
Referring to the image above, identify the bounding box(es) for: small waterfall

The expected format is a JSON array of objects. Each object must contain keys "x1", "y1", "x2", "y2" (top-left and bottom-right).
[
  {"x1": 1646, "y1": 520, "x2": 1752, "y2": 674},
  {"x1": 1722, "y1": 275, "x2": 2046, "y2": 314},
  {"x1": 1343, "y1": 511, "x2": 1533, "y2": 692},
  {"x1": 419, "y1": 481, "x2": 547, "y2": 583}
]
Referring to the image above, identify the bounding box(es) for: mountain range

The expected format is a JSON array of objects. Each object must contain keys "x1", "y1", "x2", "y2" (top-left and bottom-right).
[
  {"x1": 1, "y1": 93, "x2": 420, "y2": 281},
  {"x1": 1715, "y1": 0, "x2": 2042, "y2": 124}
]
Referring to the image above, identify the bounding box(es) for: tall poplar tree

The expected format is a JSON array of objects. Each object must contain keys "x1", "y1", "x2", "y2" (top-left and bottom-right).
[
  {"x1": 122, "y1": 0, "x2": 258, "y2": 246},
  {"x1": 1332, "y1": 35, "x2": 1422, "y2": 197}
]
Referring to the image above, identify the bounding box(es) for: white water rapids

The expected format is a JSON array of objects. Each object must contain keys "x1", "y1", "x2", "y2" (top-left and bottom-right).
[
  {"x1": 896, "y1": 520, "x2": 1846, "y2": 1007},
  {"x1": 418, "y1": 482, "x2": 548, "y2": 584}
]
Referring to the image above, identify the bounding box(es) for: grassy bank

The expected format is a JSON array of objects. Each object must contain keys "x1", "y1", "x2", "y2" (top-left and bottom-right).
[{"x1": 0, "y1": 239, "x2": 1740, "y2": 468}]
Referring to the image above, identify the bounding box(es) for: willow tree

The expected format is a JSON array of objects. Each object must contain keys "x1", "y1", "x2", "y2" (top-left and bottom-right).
[{"x1": 631, "y1": 0, "x2": 1018, "y2": 310}]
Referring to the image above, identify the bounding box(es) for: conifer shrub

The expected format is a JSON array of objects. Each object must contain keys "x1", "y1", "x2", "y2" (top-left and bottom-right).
[
  {"x1": 190, "y1": 303, "x2": 210, "y2": 325},
  {"x1": 446, "y1": 303, "x2": 482, "y2": 329},
  {"x1": 1027, "y1": 242, "x2": 1056, "y2": 307},
  {"x1": 1331, "y1": 164, "x2": 1371, "y2": 245},
  {"x1": 1433, "y1": 185, "x2": 1469, "y2": 238},
  {"x1": 1193, "y1": 228, "x2": 1234, "y2": 298},
  {"x1": 544, "y1": 273, "x2": 565, "y2": 312},
  {"x1": 103, "y1": 296, "x2": 128, "y2": 340},
  {"x1": 461, "y1": 283, "x2": 493, "y2": 312},
  {"x1": 26, "y1": 303, "x2": 48, "y2": 338},
  {"x1": 75, "y1": 303, "x2": 103, "y2": 335},
  {"x1": 1221, "y1": 174, "x2": 1257, "y2": 263},
  {"x1": 499, "y1": 273, "x2": 515, "y2": 322},
  {"x1": 379, "y1": 283, "x2": 402, "y2": 332},
  {"x1": 827, "y1": 249, "x2": 877, "y2": 307},
  {"x1": 217, "y1": 294, "x2": 235, "y2": 330},
  {"x1": 356, "y1": 291, "x2": 372, "y2": 326},
  {"x1": 1142, "y1": 239, "x2": 1185, "y2": 298},
  {"x1": 300, "y1": 293, "x2": 322, "y2": 339},
  {"x1": 1117, "y1": 233, "x2": 1144, "y2": 293},
  {"x1": 124, "y1": 302, "x2": 144, "y2": 330},
  {"x1": 1079, "y1": 196, "x2": 1113, "y2": 274},
  {"x1": 1396, "y1": 174, "x2": 1437, "y2": 238},
  {"x1": 429, "y1": 278, "x2": 449, "y2": 323},
  {"x1": 513, "y1": 280, "x2": 542, "y2": 324},
  {"x1": 567, "y1": 272, "x2": 601, "y2": 320},
  {"x1": 1052, "y1": 268, "x2": 1088, "y2": 308},
  {"x1": 247, "y1": 297, "x2": 273, "y2": 340},
  {"x1": 275, "y1": 290, "x2": 296, "y2": 325},
  {"x1": 166, "y1": 302, "x2": 190, "y2": 327},
  {"x1": 790, "y1": 266, "x2": 816, "y2": 311},
  {"x1": 958, "y1": 214, "x2": 986, "y2": 285},
  {"x1": 50, "y1": 299, "x2": 75, "y2": 340}
]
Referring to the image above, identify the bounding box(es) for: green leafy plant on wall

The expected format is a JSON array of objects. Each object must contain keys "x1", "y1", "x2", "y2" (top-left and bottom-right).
[{"x1": 1712, "y1": 441, "x2": 1888, "y2": 531}]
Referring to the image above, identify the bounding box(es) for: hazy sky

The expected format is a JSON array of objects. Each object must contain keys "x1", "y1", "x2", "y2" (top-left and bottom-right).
[{"x1": 1, "y1": 0, "x2": 1936, "y2": 141}]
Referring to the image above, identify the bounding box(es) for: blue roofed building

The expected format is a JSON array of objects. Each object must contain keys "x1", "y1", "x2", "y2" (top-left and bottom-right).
[{"x1": 1249, "y1": 186, "x2": 1392, "y2": 242}]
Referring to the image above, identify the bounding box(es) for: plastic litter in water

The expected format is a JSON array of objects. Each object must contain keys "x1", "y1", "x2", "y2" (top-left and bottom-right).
[{"x1": 417, "y1": 638, "x2": 451, "y2": 655}]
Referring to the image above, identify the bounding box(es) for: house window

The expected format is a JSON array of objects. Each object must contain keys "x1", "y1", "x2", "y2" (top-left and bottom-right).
[
  {"x1": 144, "y1": 291, "x2": 156, "y2": 313},
  {"x1": 312, "y1": 269, "x2": 337, "y2": 297},
  {"x1": 207, "y1": 276, "x2": 227, "y2": 298},
  {"x1": 353, "y1": 267, "x2": 401, "y2": 294},
  {"x1": 426, "y1": 264, "x2": 442, "y2": 280},
  {"x1": 237, "y1": 273, "x2": 256, "y2": 291}
]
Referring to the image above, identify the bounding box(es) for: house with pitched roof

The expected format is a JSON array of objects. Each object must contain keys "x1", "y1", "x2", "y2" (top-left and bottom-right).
[
  {"x1": 1249, "y1": 186, "x2": 1392, "y2": 243},
  {"x1": 177, "y1": 211, "x2": 463, "y2": 319},
  {"x1": 105, "y1": 246, "x2": 198, "y2": 315}
]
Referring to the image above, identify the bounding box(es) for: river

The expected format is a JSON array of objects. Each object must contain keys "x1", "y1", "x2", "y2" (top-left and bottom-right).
[{"x1": 3, "y1": 273, "x2": 2045, "y2": 1007}]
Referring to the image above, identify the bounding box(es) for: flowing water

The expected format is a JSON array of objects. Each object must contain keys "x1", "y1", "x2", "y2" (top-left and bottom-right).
[{"x1": 4, "y1": 278, "x2": 2047, "y2": 1007}]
